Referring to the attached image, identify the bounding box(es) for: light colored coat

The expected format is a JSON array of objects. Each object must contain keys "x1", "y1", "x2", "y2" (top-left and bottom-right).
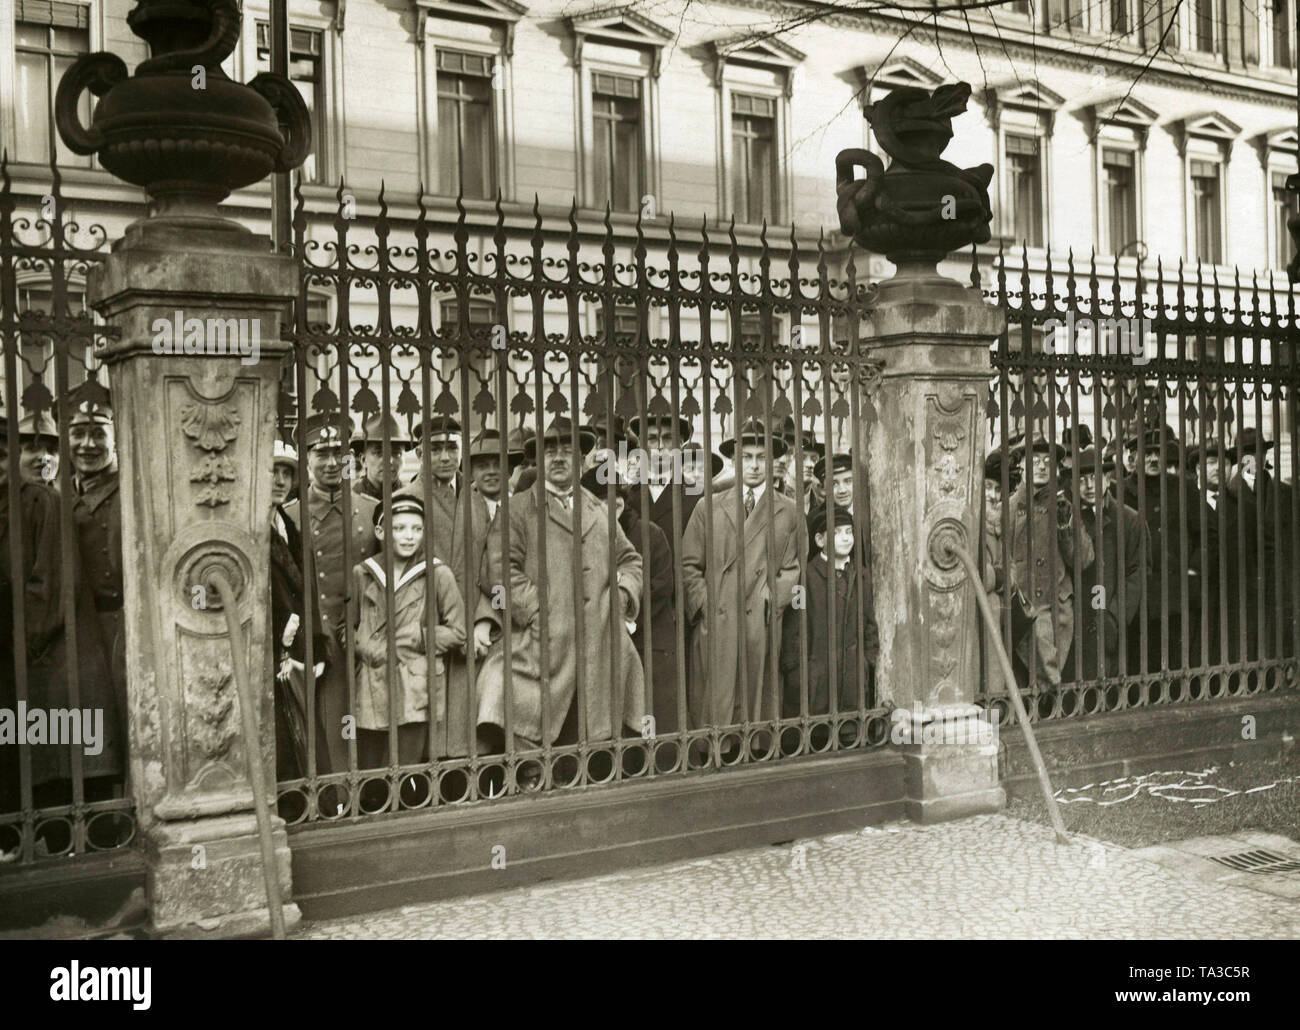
[
  {"x1": 476, "y1": 486, "x2": 645, "y2": 745},
  {"x1": 350, "y1": 555, "x2": 465, "y2": 731},
  {"x1": 680, "y1": 484, "x2": 802, "y2": 726}
]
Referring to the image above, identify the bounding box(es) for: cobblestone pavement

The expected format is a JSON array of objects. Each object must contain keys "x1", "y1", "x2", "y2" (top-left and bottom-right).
[{"x1": 293, "y1": 814, "x2": 1300, "y2": 939}]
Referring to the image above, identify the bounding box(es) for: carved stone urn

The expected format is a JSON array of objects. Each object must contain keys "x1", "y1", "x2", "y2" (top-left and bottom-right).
[
  {"x1": 56, "y1": 0, "x2": 310, "y2": 229},
  {"x1": 835, "y1": 82, "x2": 993, "y2": 268}
]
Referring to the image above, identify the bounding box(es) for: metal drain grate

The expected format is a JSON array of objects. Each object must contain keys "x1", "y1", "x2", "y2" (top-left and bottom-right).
[{"x1": 1206, "y1": 850, "x2": 1300, "y2": 875}]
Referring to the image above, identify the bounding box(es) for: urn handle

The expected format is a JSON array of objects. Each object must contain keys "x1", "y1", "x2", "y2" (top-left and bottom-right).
[
  {"x1": 55, "y1": 52, "x2": 128, "y2": 156},
  {"x1": 247, "y1": 73, "x2": 313, "y2": 174},
  {"x1": 835, "y1": 148, "x2": 880, "y2": 191}
]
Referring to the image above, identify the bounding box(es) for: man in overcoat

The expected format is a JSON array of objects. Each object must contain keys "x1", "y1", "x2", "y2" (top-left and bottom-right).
[
  {"x1": 475, "y1": 417, "x2": 645, "y2": 765},
  {"x1": 681, "y1": 420, "x2": 801, "y2": 728},
  {"x1": 409, "y1": 414, "x2": 462, "y2": 564},
  {"x1": 1005, "y1": 435, "x2": 1094, "y2": 689},
  {"x1": 1223, "y1": 427, "x2": 1296, "y2": 660},
  {"x1": 1065, "y1": 448, "x2": 1148, "y2": 681},
  {"x1": 283, "y1": 412, "x2": 379, "y2": 773},
  {"x1": 436, "y1": 428, "x2": 519, "y2": 758},
  {"x1": 625, "y1": 413, "x2": 698, "y2": 562}
]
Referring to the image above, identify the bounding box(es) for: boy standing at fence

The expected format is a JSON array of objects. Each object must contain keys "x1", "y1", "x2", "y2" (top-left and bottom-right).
[
  {"x1": 350, "y1": 488, "x2": 466, "y2": 776},
  {"x1": 780, "y1": 505, "x2": 877, "y2": 730}
]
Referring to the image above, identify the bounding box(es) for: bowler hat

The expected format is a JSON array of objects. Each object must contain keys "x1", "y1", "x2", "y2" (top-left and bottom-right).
[
  {"x1": 720, "y1": 420, "x2": 788, "y2": 459},
  {"x1": 584, "y1": 413, "x2": 638, "y2": 450},
  {"x1": 1008, "y1": 435, "x2": 1067, "y2": 464},
  {"x1": 1187, "y1": 441, "x2": 1233, "y2": 467},
  {"x1": 679, "y1": 441, "x2": 723, "y2": 476},
  {"x1": 627, "y1": 413, "x2": 694, "y2": 444},
  {"x1": 523, "y1": 417, "x2": 597, "y2": 461},
  {"x1": 1233, "y1": 427, "x2": 1274, "y2": 458},
  {"x1": 351, "y1": 411, "x2": 413, "y2": 451},
  {"x1": 1064, "y1": 447, "x2": 1114, "y2": 474}
]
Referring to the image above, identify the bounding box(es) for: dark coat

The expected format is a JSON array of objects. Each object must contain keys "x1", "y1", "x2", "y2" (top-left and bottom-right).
[
  {"x1": 1222, "y1": 471, "x2": 1296, "y2": 659},
  {"x1": 779, "y1": 553, "x2": 877, "y2": 716},
  {"x1": 1070, "y1": 498, "x2": 1148, "y2": 681},
  {"x1": 625, "y1": 480, "x2": 704, "y2": 565},
  {"x1": 620, "y1": 504, "x2": 681, "y2": 733},
  {"x1": 269, "y1": 507, "x2": 331, "y2": 781},
  {"x1": 680, "y1": 484, "x2": 802, "y2": 727},
  {"x1": 283, "y1": 482, "x2": 379, "y2": 773},
  {"x1": 1123, "y1": 471, "x2": 1205, "y2": 620}
]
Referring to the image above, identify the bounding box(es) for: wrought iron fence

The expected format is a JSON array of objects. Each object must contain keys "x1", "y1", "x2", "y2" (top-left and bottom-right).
[
  {"x1": 274, "y1": 185, "x2": 892, "y2": 824},
  {"x1": 979, "y1": 246, "x2": 1300, "y2": 724},
  {"x1": 0, "y1": 159, "x2": 135, "y2": 865}
]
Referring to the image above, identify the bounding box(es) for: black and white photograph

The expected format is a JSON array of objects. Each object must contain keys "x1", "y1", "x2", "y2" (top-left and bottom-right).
[{"x1": 1, "y1": 0, "x2": 1299, "y2": 977}]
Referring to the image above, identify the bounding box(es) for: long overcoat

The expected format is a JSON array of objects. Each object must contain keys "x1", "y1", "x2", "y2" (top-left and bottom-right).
[
  {"x1": 1223, "y1": 471, "x2": 1296, "y2": 659},
  {"x1": 1071, "y1": 499, "x2": 1148, "y2": 680},
  {"x1": 436, "y1": 485, "x2": 501, "y2": 756},
  {"x1": 475, "y1": 487, "x2": 645, "y2": 745},
  {"x1": 620, "y1": 504, "x2": 680, "y2": 733},
  {"x1": 680, "y1": 485, "x2": 802, "y2": 727},
  {"x1": 350, "y1": 554, "x2": 465, "y2": 733},
  {"x1": 1006, "y1": 483, "x2": 1094, "y2": 685}
]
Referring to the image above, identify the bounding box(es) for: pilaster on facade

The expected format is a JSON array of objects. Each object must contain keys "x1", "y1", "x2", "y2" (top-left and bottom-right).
[{"x1": 983, "y1": 79, "x2": 1065, "y2": 250}]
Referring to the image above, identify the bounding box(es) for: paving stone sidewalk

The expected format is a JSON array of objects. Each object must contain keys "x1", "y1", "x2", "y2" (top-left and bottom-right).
[{"x1": 293, "y1": 814, "x2": 1300, "y2": 939}]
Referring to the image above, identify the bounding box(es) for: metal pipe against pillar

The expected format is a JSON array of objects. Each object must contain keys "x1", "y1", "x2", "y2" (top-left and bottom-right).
[
  {"x1": 941, "y1": 541, "x2": 1071, "y2": 845},
  {"x1": 270, "y1": 0, "x2": 292, "y2": 253},
  {"x1": 207, "y1": 570, "x2": 287, "y2": 940}
]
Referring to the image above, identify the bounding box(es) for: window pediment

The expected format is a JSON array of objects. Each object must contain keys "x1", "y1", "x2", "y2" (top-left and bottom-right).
[
  {"x1": 415, "y1": 0, "x2": 527, "y2": 52},
  {"x1": 1169, "y1": 112, "x2": 1241, "y2": 159},
  {"x1": 569, "y1": 4, "x2": 673, "y2": 75},
  {"x1": 858, "y1": 56, "x2": 943, "y2": 96},
  {"x1": 983, "y1": 79, "x2": 1063, "y2": 134},
  {"x1": 710, "y1": 33, "x2": 804, "y2": 92}
]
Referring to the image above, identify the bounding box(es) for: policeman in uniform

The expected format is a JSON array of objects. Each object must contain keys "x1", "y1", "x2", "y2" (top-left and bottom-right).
[{"x1": 283, "y1": 412, "x2": 379, "y2": 774}]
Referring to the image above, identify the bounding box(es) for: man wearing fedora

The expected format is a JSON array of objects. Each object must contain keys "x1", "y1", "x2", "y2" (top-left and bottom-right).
[
  {"x1": 437, "y1": 427, "x2": 521, "y2": 759},
  {"x1": 1006, "y1": 434, "x2": 1094, "y2": 689},
  {"x1": 476, "y1": 416, "x2": 645, "y2": 766},
  {"x1": 284, "y1": 411, "x2": 379, "y2": 774},
  {"x1": 1065, "y1": 447, "x2": 1148, "y2": 681},
  {"x1": 681, "y1": 420, "x2": 802, "y2": 729},
  {"x1": 625, "y1": 413, "x2": 699, "y2": 562},
  {"x1": 1120, "y1": 425, "x2": 1204, "y2": 673},
  {"x1": 350, "y1": 411, "x2": 413, "y2": 504},
  {"x1": 981, "y1": 449, "x2": 1020, "y2": 695},
  {"x1": 1186, "y1": 439, "x2": 1234, "y2": 664},
  {"x1": 1224, "y1": 427, "x2": 1295, "y2": 660}
]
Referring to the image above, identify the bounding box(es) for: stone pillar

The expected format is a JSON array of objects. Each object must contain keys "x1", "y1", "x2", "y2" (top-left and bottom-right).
[
  {"x1": 56, "y1": 0, "x2": 314, "y2": 936},
  {"x1": 90, "y1": 221, "x2": 300, "y2": 937},
  {"x1": 865, "y1": 265, "x2": 1006, "y2": 823}
]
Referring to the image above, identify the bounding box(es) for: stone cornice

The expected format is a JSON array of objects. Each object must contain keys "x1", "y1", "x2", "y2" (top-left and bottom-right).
[{"x1": 694, "y1": 0, "x2": 1299, "y2": 109}]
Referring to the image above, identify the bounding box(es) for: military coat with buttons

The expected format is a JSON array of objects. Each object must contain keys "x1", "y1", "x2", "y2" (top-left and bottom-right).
[{"x1": 283, "y1": 483, "x2": 379, "y2": 641}]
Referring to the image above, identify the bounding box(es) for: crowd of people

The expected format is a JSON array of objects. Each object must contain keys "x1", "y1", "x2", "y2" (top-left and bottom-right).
[
  {"x1": 266, "y1": 407, "x2": 882, "y2": 786},
  {"x1": 4, "y1": 374, "x2": 1293, "y2": 819},
  {"x1": 981, "y1": 424, "x2": 1296, "y2": 694}
]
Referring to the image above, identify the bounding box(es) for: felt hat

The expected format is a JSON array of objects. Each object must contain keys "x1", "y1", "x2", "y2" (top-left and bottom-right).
[
  {"x1": 468, "y1": 428, "x2": 523, "y2": 469},
  {"x1": 679, "y1": 441, "x2": 723, "y2": 476},
  {"x1": 16, "y1": 409, "x2": 59, "y2": 447},
  {"x1": 1063, "y1": 447, "x2": 1114, "y2": 474},
  {"x1": 1233, "y1": 427, "x2": 1274, "y2": 459},
  {"x1": 351, "y1": 411, "x2": 413, "y2": 451},
  {"x1": 1008, "y1": 434, "x2": 1067, "y2": 464},
  {"x1": 523, "y1": 416, "x2": 597, "y2": 461},
  {"x1": 1187, "y1": 441, "x2": 1234, "y2": 467},
  {"x1": 984, "y1": 450, "x2": 1022, "y2": 483},
  {"x1": 584, "y1": 413, "x2": 638, "y2": 450},
  {"x1": 627, "y1": 413, "x2": 694, "y2": 444},
  {"x1": 720, "y1": 420, "x2": 788, "y2": 459}
]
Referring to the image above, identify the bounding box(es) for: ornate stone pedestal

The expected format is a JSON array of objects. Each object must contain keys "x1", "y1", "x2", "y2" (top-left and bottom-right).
[
  {"x1": 90, "y1": 221, "x2": 300, "y2": 937},
  {"x1": 867, "y1": 264, "x2": 1006, "y2": 823}
]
